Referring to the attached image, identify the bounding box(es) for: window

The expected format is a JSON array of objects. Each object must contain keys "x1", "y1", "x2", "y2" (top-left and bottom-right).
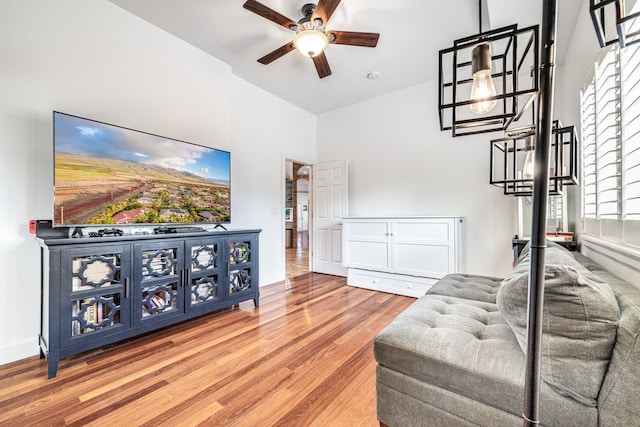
[
  {"x1": 580, "y1": 17, "x2": 640, "y2": 246},
  {"x1": 621, "y1": 41, "x2": 640, "y2": 220},
  {"x1": 546, "y1": 194, "x2": 565, "y2": 233}
]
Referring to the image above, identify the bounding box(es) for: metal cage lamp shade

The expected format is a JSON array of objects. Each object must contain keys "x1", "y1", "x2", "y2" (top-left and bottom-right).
[
  {"x1": 590, "y1": 0, "x2": 640, "y2": 47},
  {"x1": 438, "y1": 24, "x2": 540, "y2": 137},
  {"x1": 490, "y1": 121, "x2": 579, "y2": 197}
]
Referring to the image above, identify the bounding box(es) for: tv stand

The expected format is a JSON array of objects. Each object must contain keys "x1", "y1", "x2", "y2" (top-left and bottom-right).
[
  {"x1": 37, "y1": 228, "x2": 260, "y2": 378},
  {"x1": 213, "y1": 223, "x2": 227, "y2": 231}
]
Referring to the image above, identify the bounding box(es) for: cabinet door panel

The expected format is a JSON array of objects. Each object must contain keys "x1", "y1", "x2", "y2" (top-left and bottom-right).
[
  {"x1": 185, "y1": 238, "x2": 224, "y2": 311},
  {"x1": 133, "y1": 241, "x2": 184, "y2": 324},
  {"x1": 392, "y1": 219, "x2": 457, "y2": 277},
  {"x1": 343, "y1": 219, "x2": 392, "y2": 271},
  {"x1": 227, "y1": 235, "x2": 258, "y2": 303},
  {"x1": 393, "y1": 243, "x2": 452, "y2": 277},
  {"x1": 345, "y1": 241, "x2": 390, "y2": 271},
  {"x1": 60, "y1": 245, "x2": 131, "y2": 346},
  {"x1": 69, "y1": 292, "x2": 124, "y2": 338},
  {"x1": 394, "y1": 221, "x2": 452, "y2": 242},
  {"x1": 140, "y1": 246, "x2": 180, "y2": 281},
  {"x1": 139, "y1": 280, "x2": 181, "y2": 318},
  {"x1": 347, "y1": 221, "x2": 388, "y2": 239}
]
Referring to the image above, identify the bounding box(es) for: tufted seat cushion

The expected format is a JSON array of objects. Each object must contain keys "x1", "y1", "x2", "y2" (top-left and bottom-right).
[
  {"x1": 426, "y1": 273, "x2": 503, "y2": 303},
  {"x1": 374, "y1": 293, "x2": 597, "y2": 425}
]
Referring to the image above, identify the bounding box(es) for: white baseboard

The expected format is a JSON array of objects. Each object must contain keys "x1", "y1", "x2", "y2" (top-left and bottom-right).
[{"x1": 0, "y1": 338, "x2": 39, "y2": 366}]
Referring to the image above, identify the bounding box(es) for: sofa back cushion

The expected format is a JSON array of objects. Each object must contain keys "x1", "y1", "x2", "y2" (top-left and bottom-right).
[
  {"x1": 497, "y1": 256, "x2": 620, "y2": 406},
  {"x1": 572, "y1": 253, "x2": 640, "y2": 424}
]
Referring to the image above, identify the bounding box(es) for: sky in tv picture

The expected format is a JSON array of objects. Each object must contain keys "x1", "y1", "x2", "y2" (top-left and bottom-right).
[{"x1": 54, "y1": 114, "x2": 230, "y2": 186}]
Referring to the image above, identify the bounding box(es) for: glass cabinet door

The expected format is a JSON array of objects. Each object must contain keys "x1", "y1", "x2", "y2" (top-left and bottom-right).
[
  {"x1": 185, "y1": 238, "x2": 224, "y2": 312},
  {"x1": 61, "y1": 245, "x2": 131, "y2": 345},
  {"x1": 227, "y1": 235, "x2": 257, "y2": 304},
  {"x1": 133, "y1": 241, "x2": 184, "y2": 324}
]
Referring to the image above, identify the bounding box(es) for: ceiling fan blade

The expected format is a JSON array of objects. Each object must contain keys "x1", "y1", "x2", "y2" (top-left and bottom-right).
[
  {"x1": 243, "y1": 0, "x2": 296, "y2": 30},
  {"x1": 312, "y1": 0, "x2": 341, "y2": 25},
  {"x1": 329, "y1": 31, "x2": 380, "y2": 48},
  {"x1": 312, "y1": 52, "x2": 332, "y2": 79},
  {"x1": 258, "y1": 42, "x2": 295, "y2": 65}
]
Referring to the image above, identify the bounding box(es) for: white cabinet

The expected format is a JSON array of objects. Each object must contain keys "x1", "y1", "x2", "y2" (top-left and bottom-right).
[{"x1": 342, "y1": 217, "x2": 464, "y2": 297}]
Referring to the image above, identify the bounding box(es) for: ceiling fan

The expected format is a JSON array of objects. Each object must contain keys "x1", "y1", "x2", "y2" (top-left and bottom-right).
[{"x1": 243, "y1": 0, "x2": 380, "y2": 79}]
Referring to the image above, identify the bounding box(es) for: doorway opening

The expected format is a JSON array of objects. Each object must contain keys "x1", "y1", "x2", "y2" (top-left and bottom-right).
[{"x1": 285, "y1": 161, "x2": 311, "y2": 278}]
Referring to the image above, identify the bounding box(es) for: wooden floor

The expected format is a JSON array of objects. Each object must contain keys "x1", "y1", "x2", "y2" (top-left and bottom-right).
[
  {"x1": 285, "y1": 231, "x2": 310, "y2": 278},
  {"x1": 0, "y1": 274, "x2": 413, "y2": 426}
]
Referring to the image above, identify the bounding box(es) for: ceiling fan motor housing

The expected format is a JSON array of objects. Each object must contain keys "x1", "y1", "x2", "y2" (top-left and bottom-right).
[{"x1": 300, "y1": 3, "x2": 317, "y2": 21}]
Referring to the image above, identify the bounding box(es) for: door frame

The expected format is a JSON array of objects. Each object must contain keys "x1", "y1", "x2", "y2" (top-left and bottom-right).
[{"x1": 282, "y1": 154, "x2": 314, "y2": 278}]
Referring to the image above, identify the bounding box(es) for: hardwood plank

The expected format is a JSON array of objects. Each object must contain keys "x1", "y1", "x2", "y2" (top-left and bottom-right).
[{"x1": 0, "y1": 274, "x2": 414, "y2": 425}]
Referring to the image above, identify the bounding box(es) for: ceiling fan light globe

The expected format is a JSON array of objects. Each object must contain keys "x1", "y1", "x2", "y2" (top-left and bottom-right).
[{"x1": 294, "y1": 29, "x2": 328, "y2": 58}]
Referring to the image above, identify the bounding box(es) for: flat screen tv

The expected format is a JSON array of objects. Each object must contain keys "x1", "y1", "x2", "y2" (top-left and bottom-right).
[{"x1": 53, "y1": 111, "x2": 230, "y2": 227}]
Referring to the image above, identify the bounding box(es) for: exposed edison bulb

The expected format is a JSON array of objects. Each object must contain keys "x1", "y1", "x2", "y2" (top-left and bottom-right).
[
  {"x1": 522, "y1": 151, "x2": 535, "y2": 180},
  {"x1": 470, "y1": 70, "x2": 498, "y2": 114},
  {"x1": 522, "y1": 135, "x2": 535, "y2": 180},
  {"x1": 470, "y1": 43, "x2": 497, "y2": 114}
]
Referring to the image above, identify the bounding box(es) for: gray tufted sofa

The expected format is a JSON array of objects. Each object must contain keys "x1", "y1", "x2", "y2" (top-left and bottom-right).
[{"x1": 374, "y1": 242, "x2": 640, "y2": 426}]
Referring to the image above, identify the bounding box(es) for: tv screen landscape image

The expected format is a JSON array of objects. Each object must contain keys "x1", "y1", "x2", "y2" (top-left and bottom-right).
[{"x1": 53, "y1": 111, "x2": 231, "y2": 227}]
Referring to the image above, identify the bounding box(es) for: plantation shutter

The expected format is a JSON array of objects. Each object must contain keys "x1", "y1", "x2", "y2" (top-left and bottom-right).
[
  {"x1": 594, "y1": 48, "x2": 622, "y2": 218},
  {"x1": 581, "y1": 80, "x2": 597, "y2": 219},
  {"x1": 621, "y1": 39, "x2": 640, "y2": 219},
  {"x1": 580, "y1": 5, "x2": 640, "y2": 247}
]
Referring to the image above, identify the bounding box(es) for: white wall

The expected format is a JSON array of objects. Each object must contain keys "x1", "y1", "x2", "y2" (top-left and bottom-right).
[
  {"x1": 557, "y1": 2, "x2": 604, "y2": 128},
  {"x1": 0, "y1": 0, "x2": 315, "y2": 365},
  {"x1": 317, "y1": 81, "x2": 518, "y2": 277},
  {"x1": 230, "y1": 76, "x2": 316, "y2": 284}
]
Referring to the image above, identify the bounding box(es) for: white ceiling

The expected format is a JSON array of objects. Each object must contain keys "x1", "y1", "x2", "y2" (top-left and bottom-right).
[{"x1": 108, "y1": 0, "x2": 584, "y2": 115}]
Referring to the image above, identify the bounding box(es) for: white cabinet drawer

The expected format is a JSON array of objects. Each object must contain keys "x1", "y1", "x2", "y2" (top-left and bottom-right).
[{"x1": 347, "y1": 268, "x2": 436, "y2": 298}]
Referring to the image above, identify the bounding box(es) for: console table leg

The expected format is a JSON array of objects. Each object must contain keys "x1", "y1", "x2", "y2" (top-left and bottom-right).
[{"x1": 47, "y1": 352, "x2": 59, "y2": 379}]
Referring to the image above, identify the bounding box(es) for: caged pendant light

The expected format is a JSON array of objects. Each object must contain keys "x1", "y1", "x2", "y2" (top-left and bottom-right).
[
  {"x1": 438, "y1": 0, "x2": 539, "y2": 137},
  {"x1": 590, "y1": 0, "x2": 640, "y2": 48},
  {"x1": 489, "y1": 120, "x2": 579, "y2": 197}
]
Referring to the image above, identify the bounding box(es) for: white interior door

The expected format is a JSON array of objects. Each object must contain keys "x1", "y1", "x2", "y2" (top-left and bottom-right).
[{"x1": 312, "y1": 160, "x2": 348, "y2": 276}]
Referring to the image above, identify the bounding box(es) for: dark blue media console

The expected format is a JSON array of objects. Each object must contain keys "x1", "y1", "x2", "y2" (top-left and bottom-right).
[{"x1": 38, "y1": 228, "x2": 260, "y2": 378}]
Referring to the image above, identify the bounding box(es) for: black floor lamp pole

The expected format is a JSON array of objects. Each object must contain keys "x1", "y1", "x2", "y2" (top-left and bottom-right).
[{"x1": 523, "y1": 0, "x2": 557, "y2": 426}]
